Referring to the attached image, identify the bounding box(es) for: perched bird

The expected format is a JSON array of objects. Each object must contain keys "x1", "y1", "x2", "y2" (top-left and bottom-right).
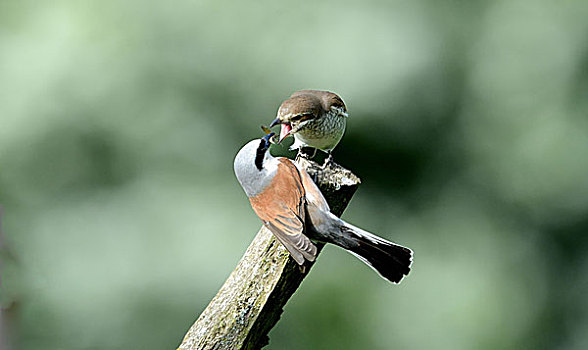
[
  {"x1": 269, "y1": 90, "x2": 348, "y2": 163},
  {"x1": 233, "y1": 133, "x2": 412, "y2": 283}
]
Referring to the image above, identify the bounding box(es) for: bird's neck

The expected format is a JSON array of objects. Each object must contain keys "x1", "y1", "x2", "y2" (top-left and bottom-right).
[{"x1": 241, "y1": 154, "x2": 279, "y2": 198}]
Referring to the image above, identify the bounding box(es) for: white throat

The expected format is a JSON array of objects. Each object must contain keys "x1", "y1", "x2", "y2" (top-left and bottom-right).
[{"x1": 233, "y1": 139, "x2": 278, "y2": 198}]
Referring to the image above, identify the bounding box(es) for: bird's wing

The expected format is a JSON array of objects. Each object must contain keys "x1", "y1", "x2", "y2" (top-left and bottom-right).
[
  {"x1": 295, "y1": 163, "x2": 330, "y2": 212},
  {"x1": 249, "y1": 158, "x2": 317, "y2": 264}
]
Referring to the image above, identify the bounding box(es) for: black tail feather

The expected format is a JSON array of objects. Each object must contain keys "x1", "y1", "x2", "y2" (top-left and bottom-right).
[{"x1": 342, "y1": 225, "x2": 412, "y2": 283}]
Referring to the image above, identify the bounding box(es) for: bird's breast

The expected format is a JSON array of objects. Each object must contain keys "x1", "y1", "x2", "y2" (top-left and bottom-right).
[
  {"x1": 248, "y1": 160, "x2": 305, "y2": 220},
  {"x1": 296, "y1": 113, "x2": 346, "y2": 151}
]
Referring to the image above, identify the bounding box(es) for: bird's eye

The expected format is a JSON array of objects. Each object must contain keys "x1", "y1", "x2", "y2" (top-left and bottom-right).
[
  {"x1": 331, "y1": 102, "x2": 346, "y2": 111},
  {"x1": 290, "y1": 113, "x2": 314, "y2": 122}
]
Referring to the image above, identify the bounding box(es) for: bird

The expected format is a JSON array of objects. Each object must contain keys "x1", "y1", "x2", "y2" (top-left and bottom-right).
[
  {"x1": 233, "y1": 133, "x2": 413, "y2": 283},
  {"x1": 269, "y1": 90, "x2": 348, "y2": 164}
]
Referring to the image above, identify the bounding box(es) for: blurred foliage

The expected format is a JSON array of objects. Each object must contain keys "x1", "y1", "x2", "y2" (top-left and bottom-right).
[{"x1": 1, "y1": 0, "x2": 588, "y2": 349}]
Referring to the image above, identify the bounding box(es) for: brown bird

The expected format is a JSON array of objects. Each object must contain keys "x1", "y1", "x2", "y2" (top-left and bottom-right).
[
  {"x1": 233, "y1": 133, "x2": 413, "y2": 283},
  {"x1": 269, "y1": 90, "x2": 348, "y2": 163}
]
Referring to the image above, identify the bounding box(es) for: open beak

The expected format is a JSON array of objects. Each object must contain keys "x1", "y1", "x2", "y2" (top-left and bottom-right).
[
  {"x1": 269, "y1": 117, "x2": 293, "y2": 143},
  {"x1": 278, "y1": 123, "x2": 292, "y2": 143},
  {"x1": 261, "y1": 132, "x2": 275, "y2": 149}
]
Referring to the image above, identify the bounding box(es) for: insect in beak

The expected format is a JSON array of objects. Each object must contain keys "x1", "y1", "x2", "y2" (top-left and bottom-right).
[{"x1": 261, "y1": 125, "x2": 278, "y2": 144}]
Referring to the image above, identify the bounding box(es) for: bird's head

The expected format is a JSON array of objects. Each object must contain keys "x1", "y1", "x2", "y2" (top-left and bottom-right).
[
  {"x1": 269, "y1": 90, "x2": 347, "y2": 143},
  {"x1": 233, "y1": 132, "x2": 278, "y2": 198}
]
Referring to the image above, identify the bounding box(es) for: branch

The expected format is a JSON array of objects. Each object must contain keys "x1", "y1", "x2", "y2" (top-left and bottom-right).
[{"x1": 178, "y1": 158, "x2": 361, "y2": 350}]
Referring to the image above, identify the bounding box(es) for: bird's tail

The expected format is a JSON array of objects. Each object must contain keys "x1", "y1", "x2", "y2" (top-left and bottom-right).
[{"x1": 335, "y1": 219, "x2": 413, "y2": 283}]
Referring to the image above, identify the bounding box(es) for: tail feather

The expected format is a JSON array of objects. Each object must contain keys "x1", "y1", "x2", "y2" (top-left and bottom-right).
[
  {"x1": 340, "y1": 224, "x2": 412, "y2": 283},
  {"x1": 305, "y1": 205, "x2": 413, "y2": 283}
]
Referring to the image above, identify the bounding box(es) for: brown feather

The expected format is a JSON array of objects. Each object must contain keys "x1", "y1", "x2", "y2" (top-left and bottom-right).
[{"x1": 249, "y1": 158, "x2": 317, "y2": 264}]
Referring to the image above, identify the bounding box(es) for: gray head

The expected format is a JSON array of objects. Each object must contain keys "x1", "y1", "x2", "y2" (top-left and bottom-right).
[{"x1": 233, "y1": 134, "x2": 278, "y2": 198}]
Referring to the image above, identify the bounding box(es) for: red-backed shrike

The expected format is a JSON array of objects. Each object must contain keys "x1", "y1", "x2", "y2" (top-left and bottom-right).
[
  {"x1": 233, "y1": 133, "x2": 412, "y2": 283},
  {"x1": 269, "y1": 90, "x2": 347, "y2": 162}
]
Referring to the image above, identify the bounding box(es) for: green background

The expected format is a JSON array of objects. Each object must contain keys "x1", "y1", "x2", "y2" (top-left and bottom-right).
[{"x1": 2, "y1": 1, "x2": 588, "y2": 349}]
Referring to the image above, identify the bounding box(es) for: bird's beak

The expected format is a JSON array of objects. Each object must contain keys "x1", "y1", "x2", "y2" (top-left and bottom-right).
[
  {"x1": 269, "y1": 117, "x2": 292, "y2": 143},
  {"x1": 269, "y1": 118, "x2": 281, "y2": 128},
  {"x1": 261, "y1": 132, "x2": 275, "y2": 149},
  {"x1": 278, "y1": 123, "x2": 292, "y2": 143}
]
